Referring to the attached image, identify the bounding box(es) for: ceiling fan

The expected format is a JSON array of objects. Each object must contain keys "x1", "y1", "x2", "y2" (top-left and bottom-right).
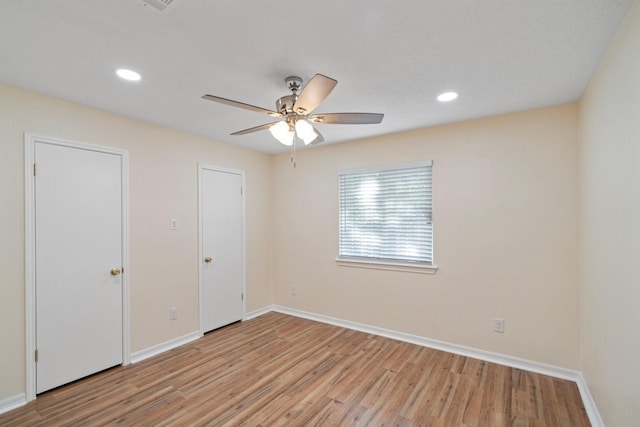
[{"x1": 202, "y1": 74, "x2": 384, "y2": 147}]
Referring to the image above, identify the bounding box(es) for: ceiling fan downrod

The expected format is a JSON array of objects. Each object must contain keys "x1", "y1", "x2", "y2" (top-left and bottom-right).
[{"x1": 276, "y1": 76, "x2": 303, "y2": 116}]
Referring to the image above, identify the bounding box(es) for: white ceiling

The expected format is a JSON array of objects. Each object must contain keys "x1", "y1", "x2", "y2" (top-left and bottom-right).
[{"x1": 0, "y1": 0, "x2": 634, "y2": 154}]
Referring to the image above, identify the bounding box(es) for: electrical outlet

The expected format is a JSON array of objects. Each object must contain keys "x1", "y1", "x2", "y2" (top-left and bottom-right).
[
  {"x1": 494, "y1": 318, "x2": 505, "y2": 333},
  {"x1": 291, "y1": 286, "x2": 297, "y2": 295},
  {"x1": 170, "y1": 307, "x2": 178, "y2": 320}
]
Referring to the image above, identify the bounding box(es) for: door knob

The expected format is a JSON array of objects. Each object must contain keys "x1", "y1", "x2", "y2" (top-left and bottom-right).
[
  {"x1": 110, "y1": 267, "x2": 122, "y2": 276},
  {"x1": 204, "y1": 257, "x2": 213, "y2": 263}
]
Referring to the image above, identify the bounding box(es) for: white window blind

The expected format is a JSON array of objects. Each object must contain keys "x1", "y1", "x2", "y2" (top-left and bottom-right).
[{"x1": 339, "y1": 162, "x2": 433, "y2": 265}]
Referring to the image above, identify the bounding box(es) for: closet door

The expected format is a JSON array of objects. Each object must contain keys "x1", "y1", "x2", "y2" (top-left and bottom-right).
[
  {"x1": 35, "y1": 140, "x2": 124, "y2": 393},
  {"x1": 200, "y1": 166, "x2": 245, "y2": 333}
]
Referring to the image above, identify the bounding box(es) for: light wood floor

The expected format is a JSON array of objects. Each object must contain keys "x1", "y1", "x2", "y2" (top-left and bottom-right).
[{"x1": 0, "y1": 312, "x2": 590, "y2": 426}]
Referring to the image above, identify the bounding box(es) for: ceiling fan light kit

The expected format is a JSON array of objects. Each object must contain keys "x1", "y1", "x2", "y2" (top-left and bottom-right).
[
  {"x1": 294, "y1": 119, "x2": 318, "y2": 145},
  {"x1": 202, "y1": 73, "x2": 384, "y2": 152},
  {"x1": 269, "y1": 121, "x2": 294, "y2": 146}
]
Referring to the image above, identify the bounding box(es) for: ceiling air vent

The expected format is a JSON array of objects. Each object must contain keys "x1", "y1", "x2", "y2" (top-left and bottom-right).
[{"x1": 138, "y1": 0, "x2": 184, "y2": 15}]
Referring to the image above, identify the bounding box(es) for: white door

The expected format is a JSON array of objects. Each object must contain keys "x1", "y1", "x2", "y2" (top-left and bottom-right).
[
  {"x1": 200, "y1": 166, "x2": 244, "y2": 333},
  {"x1": 35, "y1": 141, "x2": 124, "y2": 393}
]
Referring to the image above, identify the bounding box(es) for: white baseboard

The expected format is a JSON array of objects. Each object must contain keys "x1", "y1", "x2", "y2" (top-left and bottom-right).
[
  {"x1": 264, "y1": 305, "x2": 603, "y2": 427},
  {"x1": 130, "y1": 330, "x2": 201, "y2": 364},
  {"x1": 244, "y1": 305, "x2": 274, "y2": 320},
  {"x1": 575, "y1": 372, "x2": 604, "y2": 427},
  {"x1": 0, "y1": 393, "x2": 26, "y2": 415}
]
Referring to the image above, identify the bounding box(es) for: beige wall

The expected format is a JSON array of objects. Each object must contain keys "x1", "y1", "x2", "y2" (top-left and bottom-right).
[
  {"x1": 0, "y1": 83, "x2": 273, "y2": 400},
  {"x1": 579, "y1": 0, "x2": 640, "y2": 424},
  {"x1": 272, "y1": 104, "x2": 580, "y2": 368}
]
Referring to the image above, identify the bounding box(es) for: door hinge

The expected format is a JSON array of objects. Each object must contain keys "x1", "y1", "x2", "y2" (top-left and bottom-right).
[
  {"x1": 241, "y1": 292, "x2": 244, "y2": 301},
  {"x1": 33, "y1": 163, "x2": 37, "y2": 176},
  {"x1": 240, "y1": 186, "x2": 243, "y2": 196},
  {"x1": 35, "y1": 349, "x2": 39, "y2": 362}
]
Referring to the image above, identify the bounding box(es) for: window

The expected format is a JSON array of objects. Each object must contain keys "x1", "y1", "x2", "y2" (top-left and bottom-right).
[{"x1": 338, "y1": 162, "x2": 435, "y2": 272}]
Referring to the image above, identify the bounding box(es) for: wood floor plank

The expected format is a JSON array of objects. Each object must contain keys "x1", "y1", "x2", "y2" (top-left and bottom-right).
[{"x1": 0, "y1": 312, "x2": 590, "y2": 426}]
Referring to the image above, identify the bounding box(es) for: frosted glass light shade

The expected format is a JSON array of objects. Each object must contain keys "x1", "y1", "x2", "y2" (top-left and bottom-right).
[
  {"x1": 295, "y1": 120, "x2": 318, "y2": 145},
  {"x1": 269, "y1": 121, "x2": 294, "y2": 146}
]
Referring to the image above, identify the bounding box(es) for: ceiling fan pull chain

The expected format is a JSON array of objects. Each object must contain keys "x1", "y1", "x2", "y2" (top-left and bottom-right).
[{"x1": 293, "y1": 138, "x2": 297, "y2": 168}]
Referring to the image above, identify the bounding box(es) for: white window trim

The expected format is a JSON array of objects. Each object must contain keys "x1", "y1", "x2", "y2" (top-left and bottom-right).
[
  {"x1": 338, "y1": 160, "x2": 432, "y2": 176},
  {"x1": 335, "y1": 257, "x2": 438, "y2": 274},
  {"x1": 337, "y1": 161, "x2": 436, "y2": 274}
]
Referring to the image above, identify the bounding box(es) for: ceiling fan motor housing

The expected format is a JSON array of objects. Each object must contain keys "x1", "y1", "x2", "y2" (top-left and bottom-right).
[{"x1": 276, "y1": 94, "x2": 298, "y2": 115}]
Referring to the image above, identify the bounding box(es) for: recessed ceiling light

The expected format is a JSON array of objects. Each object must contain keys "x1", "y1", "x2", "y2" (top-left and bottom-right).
[
  {"x1": 437, "y1": 92, "x2": 458, "y2": 102},
  {"x1": 116, "y1": 68, "x2": 142, "y2": 82}
]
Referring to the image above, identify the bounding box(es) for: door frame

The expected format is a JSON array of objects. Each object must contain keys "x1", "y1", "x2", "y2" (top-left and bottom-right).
[
  {"x1": 24, "y1": 133, "x2": 130, "y2": 401},
  {"x1": 197, "y1": 163, "x2": 246, "y2": 335}
]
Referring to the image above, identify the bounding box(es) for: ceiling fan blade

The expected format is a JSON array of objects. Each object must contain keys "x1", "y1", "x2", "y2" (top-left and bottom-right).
[
  {"x1": 292, "y1": 74, "x2": 337, "y2": 115},
  {"x1": 231, "y1": 121, "x2": 281, "y2": 135},
  {"x1": 202, "y1": 94, "x2": 281, "y2": 117},
  {"x1": 309, "y1": 112, "x2": 384, "y2": 124}
]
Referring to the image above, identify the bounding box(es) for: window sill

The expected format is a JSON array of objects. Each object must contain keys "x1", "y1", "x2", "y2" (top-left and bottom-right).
[{"x1": 335, "y1": 258, "x2": 438, "y2": 274}]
